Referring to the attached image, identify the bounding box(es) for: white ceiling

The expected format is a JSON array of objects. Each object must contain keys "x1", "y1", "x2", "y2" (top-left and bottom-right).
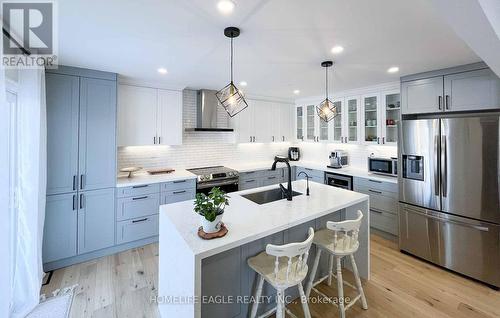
[{"x1": 58, "y1": 0, "x2": 480, "y2": 99}]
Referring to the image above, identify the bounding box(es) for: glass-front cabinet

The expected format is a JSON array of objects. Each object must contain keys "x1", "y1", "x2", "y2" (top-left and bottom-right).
[
  {"x1": 332, "y1": 99, "x2": 343, "y2": 142},
  {"x1": 382, "y1": 91, "x2": 400, "y2": 145},
  {"x1": 363, "y1": 94, "x2": 380, "y2": 144},
  {"x1": 346, "y1": 96, "x2": 359, "y2": 143},
  {"x1": 306, "y1": 105, "x2": 316, "y2": 141},
  {"x1": 295, "y1": 106, "x2": 304, "y2": 141}
]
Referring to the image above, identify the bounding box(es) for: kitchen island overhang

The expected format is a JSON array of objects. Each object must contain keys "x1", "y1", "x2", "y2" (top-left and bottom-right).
[{"x1": 158, "y1": 180, "x2": 370, "y2": 318}]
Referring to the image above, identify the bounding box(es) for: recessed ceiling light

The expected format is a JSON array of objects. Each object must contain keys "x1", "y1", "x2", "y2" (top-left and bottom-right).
[
  {"x1": 293, "y1": 90, "x2": 300, "y2": 95},
  {"x1": 157, "y1": 67, "x2": 168, "y2": 74},
  {"x1": 387, "y1": 66, "x2": 399, "y2": 73},
  {"x1": 331, "y1": 46, "x2": 344, "y2": 54},
  {"x1": 239, "y1": 81, "x2": 247, "y2": 87},
  {"x1": 217, "y1": 0, "x2": 235, "y2": 15}
]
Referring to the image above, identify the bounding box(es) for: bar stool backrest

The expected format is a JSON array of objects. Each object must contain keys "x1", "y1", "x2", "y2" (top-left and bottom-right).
[{"x1": 326, "y1": 210, "x2": 363, "y2": 253}]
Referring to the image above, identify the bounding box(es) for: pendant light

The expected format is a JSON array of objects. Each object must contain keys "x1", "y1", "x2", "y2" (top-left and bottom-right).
[
  {"x1": 316, "y1": 61, "x2": 338, "y2": 122},
  {"x1": 216, "y1": 27, "x2": 248, "y2": 117}
]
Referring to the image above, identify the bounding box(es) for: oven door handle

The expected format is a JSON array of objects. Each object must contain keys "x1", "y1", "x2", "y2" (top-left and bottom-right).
[{"x1": 197, "y1": 178, "x2": 239, "y2": 189}]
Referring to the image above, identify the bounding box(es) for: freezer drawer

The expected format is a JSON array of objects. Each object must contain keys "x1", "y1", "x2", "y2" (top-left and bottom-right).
[{"x1": 399, "y1": 203, "x2": 500, "y2": 288}]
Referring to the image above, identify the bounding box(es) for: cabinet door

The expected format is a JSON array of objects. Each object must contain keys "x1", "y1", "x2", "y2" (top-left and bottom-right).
[
  {"x1": 444, "y1": 68, "x2": 500, "y2": 112},
  {"x1": 381, "y1": 91, "x2": 400, "y2": 145},
  {"x1": 401, "y1": 77, "x2": 443, "y2": 114},
  {"x1": 331, "y1": 99, "x2": 343, "y2": 142},
  {"x1": 279, "y1": 104, "x2": 292, "y2": 142},
  {"x1": 234, "y1": 100, "x2": 254, "y2": 143},
  {"x1": 362, "y1": 94, "x2": 381, "y2": 144},
  {"x1": 305, "y1": 104, "x2": 317, "y2": 141},
  {"x1": 117, "y1": 84, "x2": 158, "y2": 146},
  {"x1": 78, "y1": 188, "x2": 115, "y2": 254},
  {"x1": 79, "y1": 78, "x2": 117, "y2": 191},
  {"x1": 43, "y1": 193, "x2": 78, "y2": 263},
  {"x1": 345, "y1": 96, "x2": 360, "y2": 143},
  {"x1": 295, "y1": 106, "x2": 304, "y2": 141},
  {"x1": 46, "y1": 73, "x2": 79, "y2": 195},
  {"x1": 254, "y1": 100, "x2": 272, "y2": 143},
  {"x1": 157, "y1": 89, "x2": 182, "y2": 145}
]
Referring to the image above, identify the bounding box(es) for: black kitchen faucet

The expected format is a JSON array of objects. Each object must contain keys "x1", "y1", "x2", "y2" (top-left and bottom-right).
[{"x1": 271, "y1": 155, "x2": 293, "y2": 201}]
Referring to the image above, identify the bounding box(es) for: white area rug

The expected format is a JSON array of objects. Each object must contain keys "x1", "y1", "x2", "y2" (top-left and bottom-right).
[{"x1": 26, "y1": 285, "x2": 78, "y2": 318}]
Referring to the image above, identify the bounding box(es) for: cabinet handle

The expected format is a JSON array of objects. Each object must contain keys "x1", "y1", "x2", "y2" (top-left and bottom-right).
[
  {"x1": 80, "y1": 193, "x2": 84, "y2": 209},
  {"x1": 245, "y1": 179, "x2": 256, "y2": 183},
  {"x1": 73, "y1": 194, "x2": 77, "y2": 210},
  {"x1": 153, "y1": 136, "x2": 156, "y2": 144},
  {"x1": 73, "y1": 175, "x2": 77, "y2": 191},
  {"x1": 132, "y1": 196, "x2": 148, "y2": 200},
  {"x1": 282, "y1": 136, "x2": 285, "y2": 142},
  {"x1": 382, "y1": 137, "x2": 385, "y2": 144},
  {"x1": 80, "y1": 174, "x2": 85, "y2": 190},
  {"x1": 272, "y1": 136, "x2": 275, "y2": 142},
  {"x1": 132, "y1": 184, "x2": 148, "y2": 188},
  {"x1": 345, "y1": 137, "x2": 348, "y2": 143},
  {"x1": 132, "y1": 218, "x2": 148, "y2": 223},
  {"x1": 438, "y1": 96, "x2": 442, "y2": 110},
  {"x1": 377, "y1": 137, "x2": 380, "y2": 144},
  {"x1": 158, "y1": 136, "x2": 161, "y2": 144},
  {"x1": 173, "y1": 190, "x2": 186, "y2": 194},
  {"x1": 173, "y1": 180, "x2": 187, "y2": 184},
  {"x1": 268, "y1": 176, "x2": 277, "y2": 180},
  {"x1": 249, "y1": 136, "x2": 252, "y2": 142},
  {"x1": 371, "y1": 209, "x2": 383, "y2": 214},
  {"x1": 369, "y1": 189, "x2": 382, "y2": 194},
  {"x1": 445, "y1": 95, "x2": 450, "y2": 110},
  {"x1": 368, "y1": 179, "x2": 382, "y2": 183},
  {"x1": 305, "y1": 168, "x2": 313, "y2": 171}
]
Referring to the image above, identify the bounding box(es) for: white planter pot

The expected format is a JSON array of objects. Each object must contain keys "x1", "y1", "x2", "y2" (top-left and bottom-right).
[{"x1": 200, "y1": 214, "x2": 223, "y2": 233}]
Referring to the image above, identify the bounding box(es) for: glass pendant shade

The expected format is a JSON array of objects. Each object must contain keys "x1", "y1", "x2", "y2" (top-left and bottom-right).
[
  {"x1": 316, "y1": 98, "x2": 337, "y2": 122},
  {"x1": 316, "y1": 60, "x2": 338, "y2": 122},
  {"x1": 216, "y1": 81, "x2": 248, "y2": 117},
  {"x1": 216, "y1": 26, "x2": 248, "y2": 117}
]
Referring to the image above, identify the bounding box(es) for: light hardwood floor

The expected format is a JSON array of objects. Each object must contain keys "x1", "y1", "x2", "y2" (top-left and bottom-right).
[{"x1": 42, "y1": 234, "x2": 500, "y2": 318}]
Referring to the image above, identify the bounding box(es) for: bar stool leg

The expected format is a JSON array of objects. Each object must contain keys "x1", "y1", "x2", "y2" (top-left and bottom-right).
[
  {"x1": 350, "y1": 254, "x2": 368, "y2": 310},
  {"x1": 336, "y1": 257, "x2": 346, "y2": 318},
  {"x1": 328, "y1": 254, "x2": 334, "y2": 286},
  {"x1": 250, "y1": 275, "x2": 264, "y2": 318},
  {"x1": 298, "y1": 283, "x2": 311, "y2": 318},
  {"x1": 276, "y1": 289, "x2": 284, "y2": 318},
  {"x1": 306, "y1": 248, "x2": 322, "y2": 298}
]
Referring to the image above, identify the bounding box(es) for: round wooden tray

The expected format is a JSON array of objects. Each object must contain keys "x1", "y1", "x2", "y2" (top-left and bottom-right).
[{"x1": 198, "y1": 223, "x2": 228, "y2": 240}]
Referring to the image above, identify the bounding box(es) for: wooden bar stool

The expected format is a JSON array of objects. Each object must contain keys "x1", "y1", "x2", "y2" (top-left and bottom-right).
[
  {"x1": 247, "y1": 228, "x2": 315, "y2": 318},
  {"x1": 305, "y1": 211, "x2": 367, "y2": 318}
]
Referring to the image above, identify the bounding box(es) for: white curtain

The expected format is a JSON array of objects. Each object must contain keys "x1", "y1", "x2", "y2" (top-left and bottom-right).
[{"x1": 9, "y1": 68, "x2": 47, "y2": 318}]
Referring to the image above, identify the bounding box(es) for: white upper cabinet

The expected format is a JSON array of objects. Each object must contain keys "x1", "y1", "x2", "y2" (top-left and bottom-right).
[
  {"x1": 361, "y1": 93, "x2": 381, "y2": 144},
  {"x1": 295, "y1": 106, "x2": 304, "y2": 141},
  {"x1": 345, "y1": 96, "x2": 360, "y2": 144},
  {"x1": 331, "y1": 98, "x2": 344, "y2": 143},
  {"x1": 117, "y1": 84, "x2": 182, "y2": 146},
  {"x1": 278, "y1": 103, "x2": 293, "y2": 142}
]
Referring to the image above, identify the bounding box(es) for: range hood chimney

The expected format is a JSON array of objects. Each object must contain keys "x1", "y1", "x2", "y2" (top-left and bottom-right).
[{"x1": 185, "y1": 90, "x2": 234, "y2": 132}]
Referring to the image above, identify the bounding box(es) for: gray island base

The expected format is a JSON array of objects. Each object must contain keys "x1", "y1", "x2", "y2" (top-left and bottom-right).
[{"x1": 158, "y1": 180, "x2": 370, "y2": 318}]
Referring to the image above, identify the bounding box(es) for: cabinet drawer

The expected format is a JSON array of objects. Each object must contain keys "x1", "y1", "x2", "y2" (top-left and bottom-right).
[
  {"x1": 116, "y1": 193, "x2": 160, "y2": 221},
  {"x1": 116, "y1": 214, "x2": 158, "y2": 244},
  {"x1": 239, "y1": 170, "x2": 264, "y2": 180},
  {"x1": 354, "y1": 177, "x2": 397, "y2": 193},
  {"x1": 357, "y1": 186, "x2": 397, "y2": 214},
  {"x1": 296, "y1": 167, "x2": 324, "y2": 180},
  {"x1": 161, "y1": 179, "x2": 196, "y2": 192},
  {"x1": 261, "y1": 168, "x2": 283, "y2": 178},
  {"x1": 239, "y1": 178, "x2": 260, "y2": 190},
  {"x1": 161, "y1": 189, "x2": 196, "y2": 205},
  {"x1": 117, "y1": 183, "x2": 160, "y2": 198},
  {"x1": 370, "y1": 209, "x2": 398, "y2": 235}
]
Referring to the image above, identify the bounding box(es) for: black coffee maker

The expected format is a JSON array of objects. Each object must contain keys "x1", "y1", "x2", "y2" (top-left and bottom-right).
[{"x1": 288, "y1": 147, "x2": 300, "y2": 161}]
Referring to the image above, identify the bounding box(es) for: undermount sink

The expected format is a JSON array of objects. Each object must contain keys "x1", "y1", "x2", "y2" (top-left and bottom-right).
[{"x1": 241, "y1": 188, "x2": 302, "y2": 205}]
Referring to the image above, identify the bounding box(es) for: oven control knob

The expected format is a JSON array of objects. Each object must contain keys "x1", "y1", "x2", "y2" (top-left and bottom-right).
[
  {"x1": 204, "y1": 175, "x2": 211, "y2": 180},
  {"x1": 199, "y1": 176, "x2": 205, "y2": 181},
  {"x1": 228, "y1": 172, "x2": 234, "y2": 177}
]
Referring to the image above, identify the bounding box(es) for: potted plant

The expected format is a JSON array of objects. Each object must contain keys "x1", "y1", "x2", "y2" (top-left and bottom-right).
[{"x1": 194, "y1": 187, "x2": 230, "y2": 233}]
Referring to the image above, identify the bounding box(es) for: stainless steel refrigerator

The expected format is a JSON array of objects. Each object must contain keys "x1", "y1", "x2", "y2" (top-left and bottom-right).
[{"x1": 399, "y1": 113, "x2": 500, "y2": 288}]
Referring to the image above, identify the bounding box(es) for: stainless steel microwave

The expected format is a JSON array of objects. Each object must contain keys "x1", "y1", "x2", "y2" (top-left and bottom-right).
[{"x1": 368, "y1": 157, "x2": 397, "y2": 177}]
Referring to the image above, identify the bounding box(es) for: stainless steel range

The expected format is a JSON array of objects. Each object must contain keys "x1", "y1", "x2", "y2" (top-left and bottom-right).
[{"x1": 187, "y1": 166, "x2": 239, "y2": 194}]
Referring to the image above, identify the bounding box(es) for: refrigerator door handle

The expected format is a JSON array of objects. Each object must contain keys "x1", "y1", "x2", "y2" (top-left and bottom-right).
[
  {"x1": 441, "y1": 136, "x2": 447, "y2": 198},
  {"x1": 434, "y1": 135, "x2": 440, "y2": 196}
]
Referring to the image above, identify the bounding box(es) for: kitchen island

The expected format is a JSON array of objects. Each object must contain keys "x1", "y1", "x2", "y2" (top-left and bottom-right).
[{"x1": 158, "y1": 180, "x2": 370, "y2": 318}]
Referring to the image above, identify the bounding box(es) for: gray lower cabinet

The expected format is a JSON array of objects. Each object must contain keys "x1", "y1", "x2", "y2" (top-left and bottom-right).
[
  {"x1": 43, "y1": 193, "x2": 78, "y2": 263},
  {"x1": 116, "y1": 215, "x2": 159, "y2": 244},
  {"x1": 238, "y1": 168, "x2": 286, "y2": 190},
  {"x1": 78, "y1": 77, "x2": 117, "y2": 191},
  {"x1": 46, "y1": 73, "x2": 80, "y2": 195},
  {"x1": 161, "y1": 189, "x2": 195, "y2": 205},
  {"x1": 354, "y1": 177, "x2": 398, "y2": 235},
  {"x1": 401, "y1": 77, "x2": 443, "y2": 114},
  {"x1": 116, "y1": 193, "x2": 160, "y2": 221},
  {"x1": 78, "y1": 188, "x2": 115, "y2": 254}
]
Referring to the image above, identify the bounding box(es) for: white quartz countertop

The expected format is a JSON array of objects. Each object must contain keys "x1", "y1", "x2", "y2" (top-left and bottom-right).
[
  {"x1": 116, "y1": 169, "x2": 197, "y2": 188},
  {"x1": 227, "y1": 161, "x2": 398, "y2": 184},
  {"x1": 159, "y1": 180, "x2": 369, "y2": 259}
]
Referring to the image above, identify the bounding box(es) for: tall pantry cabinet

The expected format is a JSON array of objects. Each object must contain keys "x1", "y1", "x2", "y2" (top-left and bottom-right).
[{"x1": 43, "y1": 66, "x2": 117, "y2": 267}]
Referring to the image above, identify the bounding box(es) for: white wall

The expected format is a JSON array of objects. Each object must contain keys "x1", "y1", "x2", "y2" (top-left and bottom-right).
[{"x1": 117, "y1": 90, "x2": 291, "y2": 173}]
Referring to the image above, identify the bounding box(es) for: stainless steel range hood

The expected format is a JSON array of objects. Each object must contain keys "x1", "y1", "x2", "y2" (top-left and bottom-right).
[{"x1": 185, "y1": 89, "x2": 234, "y2": 132}]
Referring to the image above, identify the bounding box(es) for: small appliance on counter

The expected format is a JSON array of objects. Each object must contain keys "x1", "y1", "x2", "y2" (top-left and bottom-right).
[
  {"x1": 367, "y1": 156, "x2": 397, "y2": 177},
  {"x1": 327, "y1": 150, "x2": 349, "y2": 169},
  {"x1": 288, "y1": 147, "x2": 300, "y2": 161}
]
